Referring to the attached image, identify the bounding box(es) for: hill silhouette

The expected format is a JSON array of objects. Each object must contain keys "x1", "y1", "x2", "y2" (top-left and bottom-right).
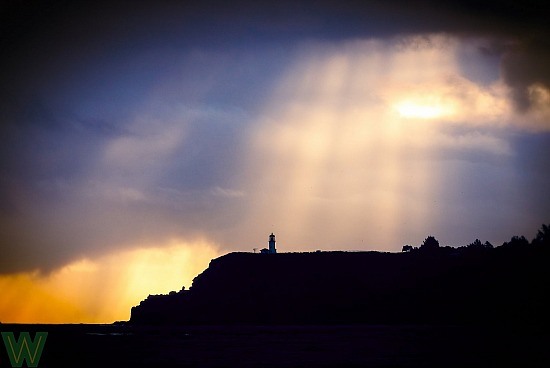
[{"x1": 130, "y1": 226, "x2": 550, "y2": 326}]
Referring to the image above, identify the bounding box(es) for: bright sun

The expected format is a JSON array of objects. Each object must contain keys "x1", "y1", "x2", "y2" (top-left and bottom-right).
[{"x1": 394, "y1": 99, "x2": 455, "y2": 119}]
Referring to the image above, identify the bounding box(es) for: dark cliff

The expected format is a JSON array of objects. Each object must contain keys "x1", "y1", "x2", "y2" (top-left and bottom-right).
[{"x1": 130, "y1": 245, "x2": 549, "y2": 325}]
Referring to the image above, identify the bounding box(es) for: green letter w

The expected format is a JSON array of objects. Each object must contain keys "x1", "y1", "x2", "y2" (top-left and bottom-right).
[{"x1": 1, "y1": 332, "x2": 48, "y2": 367}]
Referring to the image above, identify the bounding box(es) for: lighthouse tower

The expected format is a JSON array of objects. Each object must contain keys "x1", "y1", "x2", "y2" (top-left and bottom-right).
[{"x1": 268, "y1": 233, "x2": 277, "y2": 253}]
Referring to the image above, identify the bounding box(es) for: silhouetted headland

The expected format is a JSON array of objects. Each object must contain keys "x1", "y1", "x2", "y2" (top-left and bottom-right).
[{"x1": 130, "y1": 226, "x2": 550, "y2": 326}]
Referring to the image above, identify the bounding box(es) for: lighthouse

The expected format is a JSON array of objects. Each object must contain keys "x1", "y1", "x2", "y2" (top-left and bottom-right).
[{"x1": 268, "y1": 233, "x2": 277, "y2": 253}]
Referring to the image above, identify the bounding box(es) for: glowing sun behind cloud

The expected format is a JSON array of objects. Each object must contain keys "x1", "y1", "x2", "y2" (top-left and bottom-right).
[
  {"x1": 235, "y1": 34, "x2": 527, "y2": 251},
  {"x1": 395, "y1": 98, "x2": 455, "y2": 119}
]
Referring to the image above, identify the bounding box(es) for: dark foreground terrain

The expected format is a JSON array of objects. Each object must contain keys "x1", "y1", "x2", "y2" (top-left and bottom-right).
[
  {"x1": 131, "y1": 242, "x2": 550, "y2": 326},
  {"x1": 1, "y1": 323, "x2": 548, "y2": 367}
]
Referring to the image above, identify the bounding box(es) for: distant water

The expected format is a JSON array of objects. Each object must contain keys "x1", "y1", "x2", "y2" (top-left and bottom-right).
[{"x1": 1, "y1": 324, "x2": 547, "y2": 367}]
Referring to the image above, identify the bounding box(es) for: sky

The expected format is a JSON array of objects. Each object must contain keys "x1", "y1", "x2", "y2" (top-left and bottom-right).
[{"x1": 1, "y1": 0, "x2": 549, "y2": 323}]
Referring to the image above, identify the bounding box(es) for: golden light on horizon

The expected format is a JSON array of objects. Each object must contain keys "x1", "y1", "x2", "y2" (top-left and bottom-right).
[{"x1": 0, "y1": 239, "x2": 220, "y2": 323}]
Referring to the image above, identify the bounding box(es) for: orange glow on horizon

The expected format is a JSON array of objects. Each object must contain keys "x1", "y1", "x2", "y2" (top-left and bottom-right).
[{"x1": 0, "y1": 240, "x2": 220, "y2": 324}]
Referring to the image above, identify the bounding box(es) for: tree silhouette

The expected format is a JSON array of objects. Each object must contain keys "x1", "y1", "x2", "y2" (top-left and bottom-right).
[
  {"x1": 502, "y1": 235, "x2": 529, "y2": 248},
  {"x1": 533, "y1": 224, "x2": 550, "y2": 247},
  {"x1": 468, "y1": 239, "x2": 483, "y2": 249},
  {"x1": 402, "y1": 245, "x2": 413, "y2": 252},
  {"x1": 420, "y1": 236, "x2": 439, "y2": 252},
  {"x1": 466, "y1": 239, "x2": 493, "y2": 250}
]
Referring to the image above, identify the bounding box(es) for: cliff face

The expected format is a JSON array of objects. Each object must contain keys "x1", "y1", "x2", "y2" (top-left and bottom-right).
[{"x1": 130, "y1": 247, "x2": 549, "y2": 325}]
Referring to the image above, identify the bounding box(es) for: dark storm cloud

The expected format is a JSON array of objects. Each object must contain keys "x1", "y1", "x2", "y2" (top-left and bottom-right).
[
  {"x1": 1, "y1": 0, "x2": 549, "y2": 108},
  {"x1": 1, "y1": 0, "x2": 549, "y2": 273},
  {"x1": 1, "y1": 1, "x2": 548, "y2": 105}
]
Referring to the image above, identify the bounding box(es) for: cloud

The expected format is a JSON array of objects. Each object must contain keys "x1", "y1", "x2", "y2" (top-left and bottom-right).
[
  {"x1": 500, "y1": 36, "x2": 550, "y2": 112},
  {"x1": 2, "y1": 1, "x2": 549, "y2": 112},
  {"x1": 0, "y1": 101, "x2": 249, "y2": 273}
]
